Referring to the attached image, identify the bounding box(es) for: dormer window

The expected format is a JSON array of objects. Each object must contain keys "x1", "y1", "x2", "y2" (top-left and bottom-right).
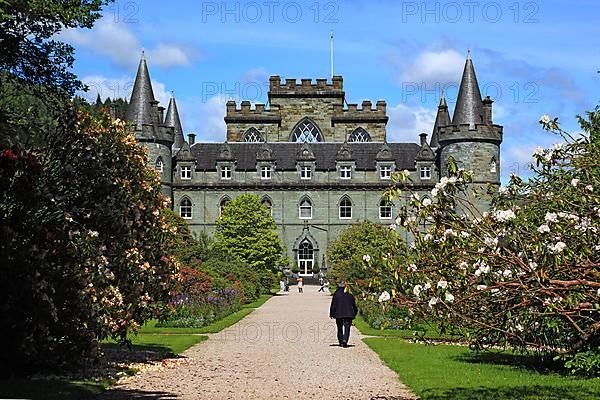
[
  {"x1": 181, "y1": 165, "x2": 192, "y2": 180},
  {"x1": 300, "y1": 166, "x2": 312, "y2": 180},
  {"x1": 420, "y1": 166, "x2": 431, "y2": 180},
  {"x1": 221, "y1": 166, "x2": 232, "y2": 180},
  {"x1": 261, "y1": 165, "x2": 272, "y2": 180},
  {"x1": 340, "y1": 166, "x2": 352, "y2": 180},
  {"x1": 380, "y1": 165, "x2": 392, "y2": 180}
]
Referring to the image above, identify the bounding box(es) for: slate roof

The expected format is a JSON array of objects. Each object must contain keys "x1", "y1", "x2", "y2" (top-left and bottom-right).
[
  {"x1": 452, "y1": 55, "x2": 484, "y2": 127},
  {"x1": 189, "y1": 142, "x2": 421, "y2": 171},
  {"x1": 126, "y1": 51, "x2": 155, "y2": 125}
]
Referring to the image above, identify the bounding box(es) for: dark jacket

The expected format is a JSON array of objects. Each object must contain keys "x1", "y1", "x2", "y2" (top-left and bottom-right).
[{"x1": 329, "y1": 287, "x2": 358, "y2": 319}]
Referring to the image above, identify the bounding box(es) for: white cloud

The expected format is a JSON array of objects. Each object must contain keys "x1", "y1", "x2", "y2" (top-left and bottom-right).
[
  {"x1": 60, "y1": 18, "x2": 191, "y2": 69},
  {"x1": 179, "y1": 96, "x2": 227, "y2": 142},
  {"x1": 400, "y1": 49, "x2": 465, "y2": 86},
  {"x1": 387, "y1": 103, "x2": 436, "y2": 142}
]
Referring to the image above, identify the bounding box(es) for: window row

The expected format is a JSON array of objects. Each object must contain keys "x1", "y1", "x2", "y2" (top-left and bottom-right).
[
  {"x1": 241, "y1": 120, "x2": 373, "y2": 143},
  {"x1": 177, "y1": 165, "x2": 394, "y2": 180},
  {"x1": 178, "y1": 197, "x2": 394, "y2": 220}
]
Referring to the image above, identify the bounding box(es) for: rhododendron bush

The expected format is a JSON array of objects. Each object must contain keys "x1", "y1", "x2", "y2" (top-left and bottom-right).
[
  {"x1": 0, "y1": 108, "x2": 179, "y2": 370},
  {"x1": 367, "y1": 108, "x2": 599, "y2": 363}
]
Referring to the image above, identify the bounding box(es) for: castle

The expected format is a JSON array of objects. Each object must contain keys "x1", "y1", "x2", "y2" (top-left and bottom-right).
[{"x1": 125, "y1": 52, "x2": 503, "y2": 275}]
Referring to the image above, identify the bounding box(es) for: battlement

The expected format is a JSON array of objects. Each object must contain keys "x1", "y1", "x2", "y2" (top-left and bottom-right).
[
  {"x1": 331, "y1": 100, "x2": 388, "y2": 124},
  {"x1": 225, "y1": 100, "x2": 282, "y2": 124},
  {"x1": 438, "y1": 123, "x2": 503, "y2": 144},
  {"x1": 268, "y1": 75, "x2": 344, "y2": 98}
]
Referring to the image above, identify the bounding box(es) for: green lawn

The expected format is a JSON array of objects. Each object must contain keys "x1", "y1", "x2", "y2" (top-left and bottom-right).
[
  {"x1": 354, "y1": 315, "x2": 450, "y2": 340},
  {"x1": 364, "y1": 338, "x2": 600, "y2": 400}
]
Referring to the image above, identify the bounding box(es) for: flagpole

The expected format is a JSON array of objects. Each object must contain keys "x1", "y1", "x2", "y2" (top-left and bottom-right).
[{"x1": 330, "y1": 31, "x2": 334, "y2": 79}]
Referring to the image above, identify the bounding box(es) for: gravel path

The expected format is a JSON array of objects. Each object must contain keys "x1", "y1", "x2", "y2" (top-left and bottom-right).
[{"x1": 100, "y1": 285, "x2": 416, "y2": 399}]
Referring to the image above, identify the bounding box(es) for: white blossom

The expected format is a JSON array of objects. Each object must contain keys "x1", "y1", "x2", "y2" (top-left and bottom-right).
[
  {"x1": 428, "y1": 297, "x2": 439, "y2": 308},
  {"x1": 476, "y1": 285, "x2": 487, "y2": 291},
  {"x1": 533, "y1": 146, "x2": 545, "y2": 158},
  {"x1": 548, "y1": 241, "x2": 567, "y2": 254},
  {"x1": 539, "y1": 115, "x2": 551, "y2": 124},
  {"x1": 498, "y1": 186, "x2": 509, "y2": 195},
  {"x1": 494, "y1": 209, "x2": 516, "y2": 222},
  {"x1": 537, "y1": 224, "x2": 550, "y2": 234},
  {"x1": 422, "y1": 198, "x2": 432, "y2": 207},
  {"x1": 363, "y1": 254, "x2": 371, "y2": 263},
  {"x1": 460, "y1": 231, "x2": 470, "y2": 238},
  {"x1": 444, "y1": 292, "x2": 455, "y2": 303},
  {"x1": 459, "y1": 261, "x2": 469, "y2": 270},
  {"x1": 437, "y1": 279, "x2": 448, "y2": 289},
  {"x1": 423, "y1": 282, "x2": 431, "y2": 291},
  {"x1": 545, "y1": 212, "x2": 558, "y2": 223},
  {"x1": 444, "y1": 229, "x2": 457, "y2": 239},
  {"x1": 528, "y1": 261, "x2": 538, "y2": 271},
  {"x1": 502, "y1": 269, "x2": 513, "y2": 278},
  {"x1": 407, "y1": 264, "x2": 417, "y2": 272},
  {"x1": 516, "y1": 323, "x2": 524, "y2": 332},
  {"x1": 431, "y1": 187, "x2": 439, "y2": 198},
  {"x1": 423, "y1": 233, "x2": 433, "y2": 242},
  {"x1": 378, "y1": 291, "x2": 391, "y2": 303},
  {"x1": 571, "y1": 178, "x2": 580, "y2": 187},
  {"x1": 585, "y1": 185, "x2": 593, "y2": 192},
  {"x1": 413, "y1": 285, "x2": 423, "y2": 297}
]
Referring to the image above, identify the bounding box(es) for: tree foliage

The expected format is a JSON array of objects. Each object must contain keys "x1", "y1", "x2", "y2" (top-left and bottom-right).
[
  {"x1": 365, "y1": 109, "x2": 599, "y2": 370},
  {"x1": 0, "y1": 110, "x2": 179, "y2": 371},
  {"x1": 0, "y1": 0, "x2": 113, "y2": 95},
  {"x1": 213, "y1": 194, "x2": 286, "y2": 277}
]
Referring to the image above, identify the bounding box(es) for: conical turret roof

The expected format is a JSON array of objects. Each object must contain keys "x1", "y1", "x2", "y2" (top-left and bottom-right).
[
  {"x1": 431, "y1": 93, "x2": 451, "y2": 147},
  {"x1": 452, "y1": 53, "x2": 484, "y2": 127},
  {"x1": 165, "y1": 95, "x2": 185, "y2": 149},
  {"x1": 126, "y1": 51, "x2": 156, "y2": 125}
]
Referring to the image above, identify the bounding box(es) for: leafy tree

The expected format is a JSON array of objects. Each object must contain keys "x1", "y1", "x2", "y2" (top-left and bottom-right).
[
  {"x1": 365, "y1": 108, "x2": 599, "y2": 374},
  {"x1": 213, "y1": 194, "x2": 286, "y2": 289},
  {"x1": 0, "y1": 0, "x2": 113, "y2": 95},
  {"x1": 0, "y1": 110, "x2": 179, "y2": 371},
  {"x1": 328, "y1": 221, "x2": 403, "y2": 291}
]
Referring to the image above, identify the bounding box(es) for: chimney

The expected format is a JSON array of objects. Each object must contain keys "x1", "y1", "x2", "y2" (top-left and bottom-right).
[
  {"x1": 188, "y1": 133, "x2": 196, "y2": 145},
  {"x1": 419, "y1": 133, "x2": 427, "y2": 147},
  {"x1": 483, "y1": 96, "x2": 494, "y2": 124}
]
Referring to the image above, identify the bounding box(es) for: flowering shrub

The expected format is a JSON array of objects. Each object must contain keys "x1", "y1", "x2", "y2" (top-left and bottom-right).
[
  {"x1": 365, "y1": 108, "x2": 599, "y2": 373},
  {"x1": 158, "y1": 266, "x2": 244, "y2": 328},
  {"x1": 0, "y1": 109, "x2": 179, "y2": 370}
]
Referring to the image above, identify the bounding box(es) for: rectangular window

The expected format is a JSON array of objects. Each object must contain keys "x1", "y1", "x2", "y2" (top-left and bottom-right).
[
  {"x1": 221, "y1": 166, "x2": 232, "y2": 180},
  {"x1": 339, "y1": 203, "x2": 352, "y2": 219},
  {"x1": 340, "y1": 166, "x2": 352, "y2": 180},
  {"x1": 420, "y1": 166, "x2": 431, "y2": 180},
  {"x1": 261, "y1": 166, "x2": 272, "y2": 180},
  {"x1": 181, "y1": 166, "x2": 191, "y2": 180},
  {"x1": 300, "y1": 166, "x2": 312, "y2": 180},
  {"x1": 379, "y1": 203, "x2": 392, "y2": 219},
  {"x1": 380, "y1": 165, "x2": 392, "y2": 180}
]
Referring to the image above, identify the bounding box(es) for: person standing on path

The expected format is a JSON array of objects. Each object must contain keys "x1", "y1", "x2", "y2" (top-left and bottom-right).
[
  {"x1": 297, "y1": 277, "x2": 303, "y2": 293},
  {"x1": 329, "y1": 281, "x2": 358, "y2": 347}
]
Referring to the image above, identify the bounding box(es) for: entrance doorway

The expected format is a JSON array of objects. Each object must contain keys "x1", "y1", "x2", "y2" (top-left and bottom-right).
[{"x1": 297, "y1": 239, "x2": 314, "y2": 275}]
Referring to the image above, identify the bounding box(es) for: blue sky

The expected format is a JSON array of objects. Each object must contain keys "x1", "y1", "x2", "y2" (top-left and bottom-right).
[{"x1": 60, "y1": 0, "x2": 599, "y2": 182}]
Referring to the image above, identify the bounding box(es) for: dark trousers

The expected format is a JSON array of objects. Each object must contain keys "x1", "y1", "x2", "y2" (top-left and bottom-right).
[{"x1": 336, "y1": 318, "x2": 352, "y2": 344}]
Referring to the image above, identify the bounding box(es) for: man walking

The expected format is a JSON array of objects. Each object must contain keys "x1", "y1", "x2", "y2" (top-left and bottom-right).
[{"x1": 329, "y1": 281, "x2": 358, "y2": 347}]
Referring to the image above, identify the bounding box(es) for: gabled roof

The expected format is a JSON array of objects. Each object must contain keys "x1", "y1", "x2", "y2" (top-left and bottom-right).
[{"x1": 188, "y1": 142, "x2": 421, "y2": 171}]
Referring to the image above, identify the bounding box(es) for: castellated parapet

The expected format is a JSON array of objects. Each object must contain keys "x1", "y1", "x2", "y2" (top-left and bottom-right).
[{"x1": 226, "y1": 76, "x2": 388, "y2": 142}]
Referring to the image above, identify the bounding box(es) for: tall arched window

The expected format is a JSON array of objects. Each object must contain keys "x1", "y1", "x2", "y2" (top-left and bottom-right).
[
  {"x1": 291, "y1": 118, "x2": 323, "y2": 143},
  {"x1": 155, "y1": 156, "x2": 164, "y2": 172},
  {"x1": 379, "y1": 199, "x2": 392, "y2": 219},
  {"x1": 339, "y1": 197, "x2": 352, "y2": 219},
  {"x1": 298, "y1": 239, "x2": 314, "y2": 275},
  {"x1": 261, "y1": 197, "x2": 273, "y2": 216},
  {"x1": 348, "y1": 127, "x2": 371, "y2": 142},
  {"x1": 242, "y1": 127, "x2": 264, "y2": 142},
  {"x1": 299, "y1": 197, "x2": 313, "y2": 219},
  {"x1": 180, "y1": 198, "x2": 192, "y2": 219},
  {"x1": 219, "y1": 197, "x2": 231, "y2": 215}
]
